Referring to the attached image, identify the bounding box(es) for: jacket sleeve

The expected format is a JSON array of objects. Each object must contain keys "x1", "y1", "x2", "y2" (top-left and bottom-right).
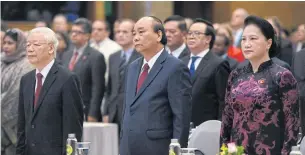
[{"x1": 16, "y1": 76, "x2": 26, "y2": 155}]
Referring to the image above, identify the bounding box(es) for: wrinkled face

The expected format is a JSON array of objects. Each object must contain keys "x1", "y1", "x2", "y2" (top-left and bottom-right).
[
  {"x1": 133, "y1": 18, "x2": 161, "y2": 53},
  {"x1": 91, "y1": 21, "x2": 108, "y2": 42},
  {"x1": 296, "y1": 24, "x2": 305, "y2": 42},
  {"x1": 187, "y1": 23, "x2": 210, "y2": 54},
  {"x1": 56, "y1": 34, "x2": 67, "y2": 52},
  {"x1": 241, "y1": 24, "x2": 271, "y2": 60},
  {"x1": 27, "y1": 32, "x2": 54, "y2": 66},
  {"x1": 116, "y1": 21, "x2": 134, "y2": 47},
  {"x1": 231, "y1": 9, "x2": 246, "y2": 28},
  {"x1": 164, "y1": 21, "x2": 185, "y2": 49},
  {"x1": 70, "y1": 25, "x2": 90, "y2": 46},
  {"x1": 3, "y1": 35, "x2": 17, "y2": 55},
  {"x1": 213, "y1": 35, "x2": 227, "y2": 56},
  {"x1": 53, "y1": 17, "x2": 68, "y2": 32}
]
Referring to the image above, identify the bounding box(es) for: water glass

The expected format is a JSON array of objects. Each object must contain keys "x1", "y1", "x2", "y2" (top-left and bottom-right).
[
  {"x1": 181, "y1": 148, "x2": 196, "y2": 155},
  {"x1": 77, "y1": 142, "x2": 91, "y2": 155}
]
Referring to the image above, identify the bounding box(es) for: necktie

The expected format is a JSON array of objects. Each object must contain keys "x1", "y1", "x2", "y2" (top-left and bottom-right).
[
  {"x1": 137, "y1": 63, "x2": 150, "y2": 93},
  {"x1": 119, "y1": 53, "x2": 127, "y2": 90},
  {"x1": 34, "y1": 73, "x2": 43, "y2": 107},
  {"x1": 69, "y1": 50, "x2": 79, "y2": 71},
  {"x1": 190, "y1": 56, "x2": 200, "y2": 77}
]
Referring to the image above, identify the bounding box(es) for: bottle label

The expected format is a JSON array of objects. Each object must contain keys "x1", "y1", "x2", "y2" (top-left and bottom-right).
[
  {"x1": 66, "y1": 145, "x2": 73, "y2": 155},
  {"x1": 169, "y1": 150, "x2": 176, "y2": 155}
]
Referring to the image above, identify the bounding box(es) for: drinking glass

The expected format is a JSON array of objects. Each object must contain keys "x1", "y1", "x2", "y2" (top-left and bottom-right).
[{"x1": 77, "y1": 142, "x2": 91, "y2": 155}]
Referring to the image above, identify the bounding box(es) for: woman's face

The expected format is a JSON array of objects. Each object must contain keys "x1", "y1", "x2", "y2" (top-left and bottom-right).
[
  {"x1": 56, "y1": 34, "x2": 67, "y2": 52},
  {"x1": 2, "y1": 36, "x2": 17, "y2": 55},
  {"x1": 241, "y1": 24, "x2": 271, "y2": 61}
]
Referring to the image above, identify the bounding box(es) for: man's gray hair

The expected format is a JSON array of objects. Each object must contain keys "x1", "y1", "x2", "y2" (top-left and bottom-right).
[{"x1": 28, "y1": 27, "x2": 59, "y2": 58}]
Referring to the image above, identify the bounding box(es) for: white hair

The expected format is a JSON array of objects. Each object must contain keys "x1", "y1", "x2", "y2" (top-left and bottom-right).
[{"x1": 28, "y1": 27, "x2": 59, "y2": 58}]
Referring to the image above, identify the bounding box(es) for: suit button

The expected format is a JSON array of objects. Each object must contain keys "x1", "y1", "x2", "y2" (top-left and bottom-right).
[
  {"x1": 31, "y1": 125, "x2": 35, "y2": 128},
  {"x1": 31, "y1": 143, "x2": 35, "y2": 147}
]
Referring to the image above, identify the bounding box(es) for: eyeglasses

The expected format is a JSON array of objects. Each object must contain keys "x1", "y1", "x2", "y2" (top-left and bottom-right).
[
  {"x1": 70, "y1": 30, "x2": 86, "y2": 35},
  {"x1": 187, "y1": 31, "x2": 207, "y2": 38}
]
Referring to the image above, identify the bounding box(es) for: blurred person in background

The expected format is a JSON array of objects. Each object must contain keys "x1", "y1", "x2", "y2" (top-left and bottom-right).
[
  {"x1": 164, "y1": 15, "x2": 190, "y2": 59},
  {"x1": 1, "y1": 22, "x2": 9, "y2": 53},
  {"x1": 52, "y1": 14, "x2": 69, "y2": 33},
  {"x1": 55, "y1": 31, "x2": 70, "y2": 63},
  {"x1": 113, "y1": 19, "x2": 122, "y2": 42},
  {"x1": 293, "y1": 24, "x2": 305, "y2": 53},
  {"x1": 103, "y1": 19, "x2": 141, "y2": 131},
  {"x1": 90, "y1": 20, "x2": 122, "y2": 83},
  {"x1": 213, "y1": 33, "x2": 238, "y2": 70},
  {"x1": 35, "y1": 20, "x2": 50, "y2": 28},
  {"x1": 182, "y1": 18, "x2": 230, "y2": 126},
  {"x1": 266, "y1": 16, "x2": 293, "y2": 66},
  {"x1": 62, "y1": 18, "x2": 106, "y2": 122},
  {"x1": 1, "y1": 29, "x2": 32, "y2": 155},
  {"x1": 185, "y1": 17, "x2": 193, "y2": 30},
  {"x1": 230, "y1": 8, "x2": 249, "y2": 48}
]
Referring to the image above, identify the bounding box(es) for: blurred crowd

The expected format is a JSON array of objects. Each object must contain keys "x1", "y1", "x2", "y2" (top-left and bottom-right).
[{"x1": 1, "y1": 7, "x2": 305, "y2": 155}]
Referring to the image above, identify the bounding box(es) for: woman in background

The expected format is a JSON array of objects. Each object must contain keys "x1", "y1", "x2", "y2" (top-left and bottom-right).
[
  {"x1": 55, "y1": 31, "x2": 70, "y2": 63},
  {"x1": 1, "y1": 28, "x2": 32, "y2": 155},
  {"x1": 220, "y1": 15, "x2": 299, "y2": 155}
]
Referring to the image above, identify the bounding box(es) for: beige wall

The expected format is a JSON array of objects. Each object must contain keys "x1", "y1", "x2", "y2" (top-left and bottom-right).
[{"x1": 213, "y1": 1, "x2": 305, "y2": 28}]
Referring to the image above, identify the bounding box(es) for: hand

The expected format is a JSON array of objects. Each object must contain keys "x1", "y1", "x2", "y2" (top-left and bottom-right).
[
  {"x1": 103, "y1": 115, "x2": 109, "y2": 123},
  {"x1": 87, "y1": 116, "x2": 98, "y2": 122}
]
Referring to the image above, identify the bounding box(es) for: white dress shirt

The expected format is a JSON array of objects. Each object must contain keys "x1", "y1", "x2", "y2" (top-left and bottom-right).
[
  {"x1": 166, "y1": 43, "x2": 186, "y2": 58},
  {"x1": 141, "y1": 48, "x2": 164, "y2": 73},
  {"x1": 188, "y1": 49, "x2": 209, "y2": 70},
  {"x1": 296, "y1": 42, "x2": 303, "y2": 52},
  {"x1": 35, "y1": 59, "x2": 55, "y2": 90}
]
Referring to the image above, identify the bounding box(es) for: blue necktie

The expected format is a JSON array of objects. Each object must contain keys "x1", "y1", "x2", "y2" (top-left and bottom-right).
[{"x1": 190, "y1": 56, "x2": 200, "y2": 77}]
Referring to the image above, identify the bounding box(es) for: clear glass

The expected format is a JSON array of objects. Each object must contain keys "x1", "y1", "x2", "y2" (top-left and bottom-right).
[
  {"x1": 181, "y1": 148, "x2": 196, "y2": 155},
  {"x1": 77, "y1": 142, "x2": 91, "y2": 155}
]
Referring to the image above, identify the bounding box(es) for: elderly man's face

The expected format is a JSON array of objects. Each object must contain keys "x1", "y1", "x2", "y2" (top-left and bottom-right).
[
  {"x1": 133, "y1": 17, "x2": 160, "y2": 53},
  {"x1": 26, "y1": 32, "x2": 54, "y2": 66}
]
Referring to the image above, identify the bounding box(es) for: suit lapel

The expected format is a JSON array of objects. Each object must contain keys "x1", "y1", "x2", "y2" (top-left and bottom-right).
[
  {"x1": 129, "y1": 58, "x2": 143, "y2": 99},
  {"x1": 31, "y1": 63, "x2": 58, "y2": 122},
  {"x1": 178, "y1": 46, "x2": 190, "y2": 59},
  {"x1": 73, "y1": 46, "x2": 90, "y2": 72},
  {"x1": 192, "y1": 51, "x2": 212, "y2": 83},
  {"x1": 29, "y1": 71, "x2": 36, "y2": 116},
  {"x1": 64, "y1": 49, "x2": 74, "y2": 67},
  {"x1": 131, "y1": 50, "x2": 167, "y2": 107}
]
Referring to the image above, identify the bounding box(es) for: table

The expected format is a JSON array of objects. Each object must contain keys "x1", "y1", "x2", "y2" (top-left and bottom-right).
[{"x1": 83, "y1": 122, "x2": 118, "y2": 155}]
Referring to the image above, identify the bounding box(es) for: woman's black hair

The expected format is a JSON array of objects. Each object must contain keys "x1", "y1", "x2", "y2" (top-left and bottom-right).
[
  {"x1": 56, "y1": 31, "x2": 70, "y2": 51},
  {"x1": 244, "y1": 15, "x2": 279, "y2": 57},
  {"x1": 4, "y1": 29, "x2": 18, "y2": 42}
]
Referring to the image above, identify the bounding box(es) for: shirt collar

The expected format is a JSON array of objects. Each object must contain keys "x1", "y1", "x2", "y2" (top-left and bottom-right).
[
  {"x1": 121, "y1": 48, "x2": 134, "y2": 57},
  {"x1": 35, "y1": 59, "x2": 55, "y2": 78},
  {"x1": 74, "y1": 43, "x2": 87, "y2": 55},
  {"x1": 167, "y1": 43, "x2": 186, "y2": 58},
  {"x1": 142, "y1": 48, "x2": 164, "y2": 70},
  {"x1": 190, "y1": 48, "x2": 209, "y2": 58}
]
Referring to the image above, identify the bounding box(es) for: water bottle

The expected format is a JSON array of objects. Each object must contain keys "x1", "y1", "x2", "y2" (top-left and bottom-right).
[
  {"x1": 290, "y1": 146, "x2": 302, "y2": 155},
  {"x1": 66, "y1": 133, "x2": 78, "y2": 155},
  {"x1": 169, "y1": 139, "x2": 181, "y2": 155}
]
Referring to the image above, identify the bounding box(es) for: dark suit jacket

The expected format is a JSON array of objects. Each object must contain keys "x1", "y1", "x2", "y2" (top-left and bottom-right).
[
  {"x1": 239, "y1": 57, "x2": 291, "y2": 70},
  {"x1": 181, "y1": 51, "x2": 230, "y2": 127},
  {"x1": 276, "y1": 38, "x2": 293, "y2": 66},
  {"x1": 120, "y1": 50, "x2": 192, "y2": 155},
  {"x1": 178, "y1": 46, "x2": 190, "y2": 59},
  {"x1": 292, "y1": 48, "x2": 305, "y2": 135},
  {"x1": 225, "y1": 56, "x2": 238, "y2": 70},
  {"x1": 62, "y1": 45, "x2": 106, "y2": 120},
  {"x1": 16, "y1": 61, "x2": 83, "y2": 155},
  {"x1": 104, "y1": 50, "x2": 142, "y2": 124}
]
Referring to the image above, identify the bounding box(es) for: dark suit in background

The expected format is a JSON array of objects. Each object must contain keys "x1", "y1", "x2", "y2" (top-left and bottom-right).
[
  {"x1": 16, "y1": 62, "x2": 83, "y2": 155},
  {"x1": 292, "y1": 48, "x2": 305, "y2": 135},
  {"x1": 120, "y1": 50, "x2": 192, "y2": 155},
  {"x1": 225, "y1": 56, "x2": 238, "y2": 70},
  {"x1": 62, "y1": 45, "x2": 106, "y2": 121},
  {"x1": 178, "y1": 46, "x2": 190, "y2": 59},
  {"x1": 182, "y1": 51, "x2": 230, "y2": 127},
  {"x1": 104, "y1": 50, "x2": 141, "y2": 129},
  {"x1": 276, "y1": 38, "x2": 293, "y2": 66}
]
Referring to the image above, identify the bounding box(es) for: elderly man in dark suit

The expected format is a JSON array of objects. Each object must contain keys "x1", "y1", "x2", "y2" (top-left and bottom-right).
[
  {"x1": 120, "y1": 16, "x2": 192, "y2": 155},
  {"x1": 62, "y1": 18, "x2": 106, "y2": 122},
  {"x1": 16, "y1": 27, "x2": 83, "y2": 155},
  {"x1": 182, "y1": 18, "x2": 230, "y2": 127},
  {"x1": 103, "y1": 19, "x2": 141, "y2": 129},
  {"x1": 293, "y1": 48, "x2": 305, "y2": 135},
  {"x1": 164, "y1": 15, "x2": 190, "y2": 59}
]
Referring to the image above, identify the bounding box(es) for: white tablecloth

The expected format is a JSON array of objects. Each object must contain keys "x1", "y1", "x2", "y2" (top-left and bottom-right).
[{"x1": 83, "y1": 122, "x2": 118, "y2": 155}]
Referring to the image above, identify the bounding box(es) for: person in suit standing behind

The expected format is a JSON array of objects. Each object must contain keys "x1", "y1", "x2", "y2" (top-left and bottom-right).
[
  {"x1": 212, "y1": 33, "x2": 239, "y2": 70},
  {"x1": 16, "y1": 27, "x2": 83, "y2": 155},
  {"x1": 120, "y1": 16, "x2": 192, "y2": 155},
  {"x1": 181, "y1": 18, "x2": 230, "y2": 127},
  {"x1": 164, "y1": 15, "x2": 190, "y2": 59},
  {"x1": 62, "y1": 18, "x2": 106, "y2": 122},
  {"x1": 103, "y1": 19, "x2": 142, "y2": 128}
]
